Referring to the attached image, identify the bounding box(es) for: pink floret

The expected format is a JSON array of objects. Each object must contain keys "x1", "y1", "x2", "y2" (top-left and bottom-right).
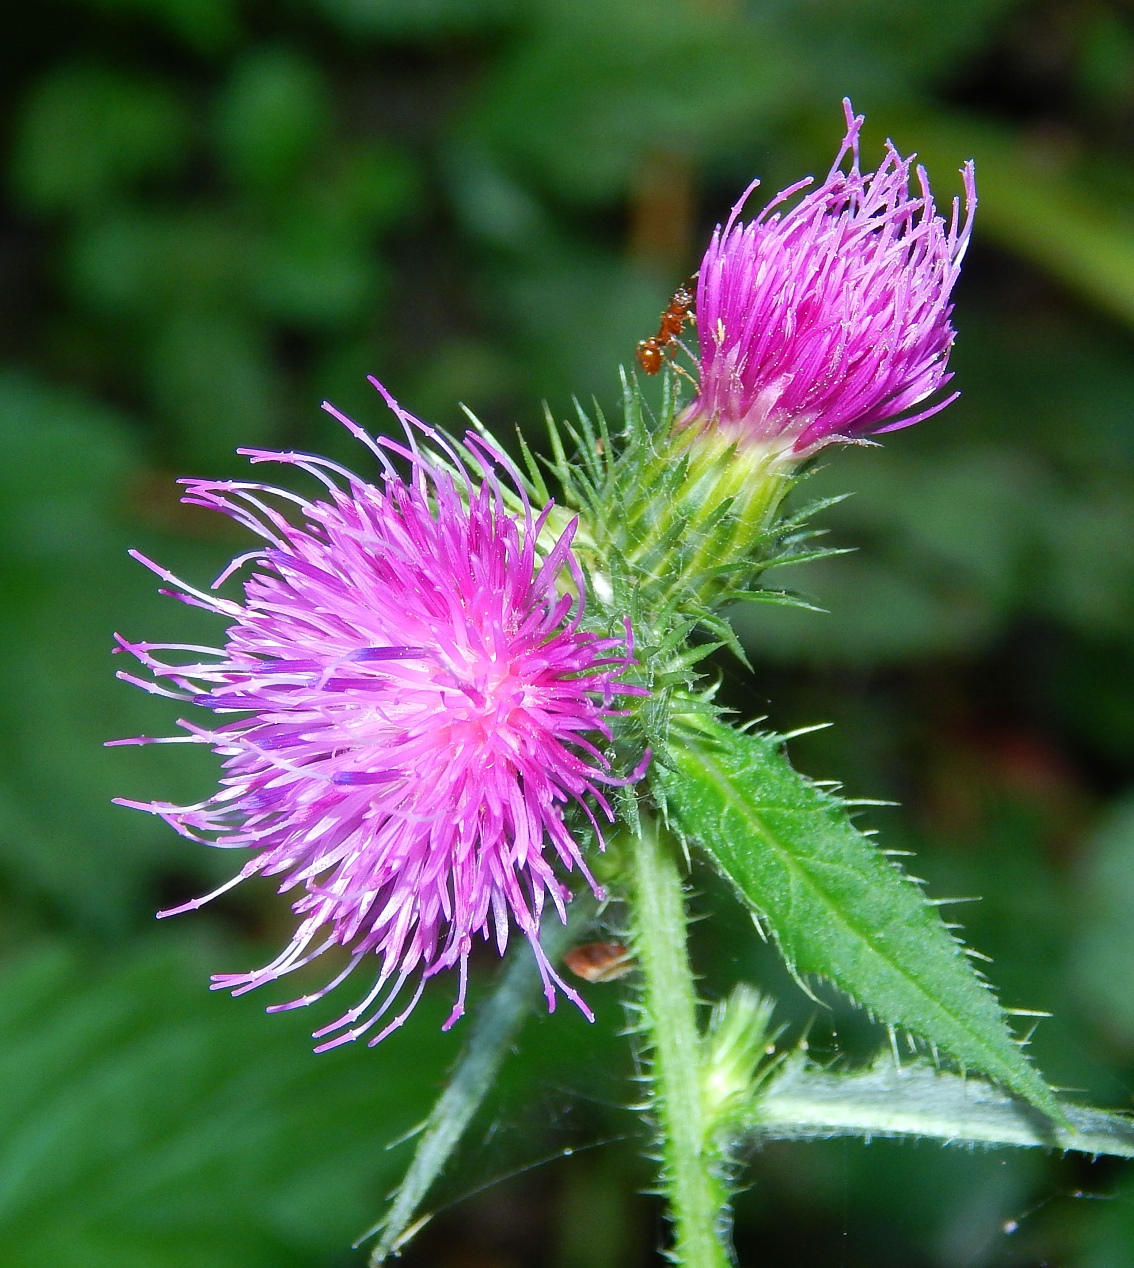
[
  {"x1": 113, "y1": 381, "x2": 644, "y2": 1048},
  {"x1": 685, "y1": 99, "x2": 976, "y2": 456}
]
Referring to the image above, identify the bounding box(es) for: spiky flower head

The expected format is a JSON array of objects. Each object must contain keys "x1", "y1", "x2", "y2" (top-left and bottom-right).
[
  {"x1": 683, "y1": 99, "x2": 975, "y2": 461},
  {"x1": 113, "y1": 383, "x2": 642, "y2": 1049}
]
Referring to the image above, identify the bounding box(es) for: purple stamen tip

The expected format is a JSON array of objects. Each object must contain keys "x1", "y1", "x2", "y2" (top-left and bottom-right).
[{"x1": 684, "y1": 99, "x2": 975, "y2": 458}]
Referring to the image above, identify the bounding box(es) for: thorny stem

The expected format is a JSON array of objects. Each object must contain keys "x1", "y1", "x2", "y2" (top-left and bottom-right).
[{"x1": 629, "y1": 813, "x2": 732, "y2": 1268}]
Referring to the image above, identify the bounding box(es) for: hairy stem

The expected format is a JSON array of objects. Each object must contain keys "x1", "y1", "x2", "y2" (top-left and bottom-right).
[{"x1": 629, "y1": 814, "x2": 732, "y2": 1268}]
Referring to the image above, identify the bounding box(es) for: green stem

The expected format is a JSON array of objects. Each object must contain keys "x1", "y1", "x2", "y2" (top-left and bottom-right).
[{"x1": 629, "y1": 814, "x2": 732, "y2": 1268}]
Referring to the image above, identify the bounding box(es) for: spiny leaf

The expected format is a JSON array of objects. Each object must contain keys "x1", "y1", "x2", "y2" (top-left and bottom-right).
[
  {"x1": 653, "y1": 714, "x2": 1064, "y2": 1122},
  {"x1": 748, "y1": 1057, "x2": 1134, "y2": 1156},
  {"x1": 760, "y1": 546, "x2": 853, "y2": 570},
  {"x1": 774, "y1": 492, "x2": 852, "y2": 532},
  {"x1": 513, "y1": 425, "x2": 552, "y2": 505},
  {"x1": 729, "y1": 589, "x2": 825, "y2": 612}
]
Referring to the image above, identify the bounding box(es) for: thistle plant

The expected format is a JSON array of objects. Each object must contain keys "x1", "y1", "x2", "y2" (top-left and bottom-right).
[{"x1": 113, "y1": 102, "x2": 1134, "y2": 1266}]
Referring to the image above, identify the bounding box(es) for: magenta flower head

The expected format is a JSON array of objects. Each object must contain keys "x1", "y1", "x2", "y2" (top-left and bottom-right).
[
  {"x1": 683, "y1": 99, "x2": 976, "y2": 460},
  {"x1": 113, "y1": 382, "x2": 643, "y2": 1049}
]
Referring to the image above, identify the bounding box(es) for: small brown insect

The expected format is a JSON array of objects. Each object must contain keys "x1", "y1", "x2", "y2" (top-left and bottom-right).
[
  {"x1": 563, "y1": 941, "x2": 635, "y2": 983},
  {"x1": 635, "y1": 281, "x2": 695, "y2": 375}
]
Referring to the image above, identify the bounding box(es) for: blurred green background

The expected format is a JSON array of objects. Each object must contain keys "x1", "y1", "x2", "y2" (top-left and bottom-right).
[{"x1": 4, "y1": 0, "x2": 1134, "y2": 1264}]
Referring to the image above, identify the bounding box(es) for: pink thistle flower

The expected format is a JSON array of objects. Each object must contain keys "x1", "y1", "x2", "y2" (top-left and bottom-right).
[
  {"x1": 684, "y1": 99, "x2": 976, "y2": 458},
  {"x1": 112, "y1": 382, "x2": 643, "y2": 1049}
]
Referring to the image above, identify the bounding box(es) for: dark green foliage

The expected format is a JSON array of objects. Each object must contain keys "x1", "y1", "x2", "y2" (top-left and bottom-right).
[
  {"x1": 4, "y1": 0, "x2": 1134, "y2": 1263},
  {"x1": 12, "y1": 64, "x2": 189, "y2": 213},
  {"x1": 363, "y1": 900, "x2": 599, "y2": 1265},
  {"x1": 0, "y1": 937, "x2": 453, "y2": 1267}
]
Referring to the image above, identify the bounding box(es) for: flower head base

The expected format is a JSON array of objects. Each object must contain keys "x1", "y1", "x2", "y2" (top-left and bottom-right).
[
  {"x1": 113, "y1": 383, "x2": 643, "y2": 1049},
  {"x1": 684, "y1": 99, "x2": 975, "y2": 460}
]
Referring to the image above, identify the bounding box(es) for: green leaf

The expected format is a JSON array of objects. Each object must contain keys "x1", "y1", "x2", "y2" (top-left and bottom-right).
[
  {"x1": 254, "y1": 210, "x2": 377, "y2": 327},
  {"x1": 654, "y1": 715, "x2": 1063, "y2": 1121},
  {"x1": 76, "y1": 0, "x2": 239, "y2": 56},
  {"x1": 363, "y1": 896, "x2": 597, "y2": 1264},
  {"x1": 317, "y1": 0, "x2": 515, "y2": 41},
  {"x1": 749, "y1": 1058, "x2": 1134, "y2": 1157},
  {"x1": 0, "y1": 372, "x2": 224, "y2": 930},
  {"x1": 0, "y1": 937, "x2": 455, "y2": 1267},
  {"x1": 147, "y1": 310, "x2": 279, "y2": 467},
  {"x1": 470, "y1": 0, "x2": 794, "y2": 203}
]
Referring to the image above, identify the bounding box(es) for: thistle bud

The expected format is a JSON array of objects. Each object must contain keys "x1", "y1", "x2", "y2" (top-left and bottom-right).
[
  {"x1": 684, "y1": 99, "x2": 975, "y2": 464},
  {"x1": 614, "y1": 101, "x2": 975, "y2": 616}
]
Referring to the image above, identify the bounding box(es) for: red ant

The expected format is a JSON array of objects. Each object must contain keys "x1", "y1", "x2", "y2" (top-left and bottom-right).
[{"x1": 636, "y1": 280, "x2": 696, "y2": 375}]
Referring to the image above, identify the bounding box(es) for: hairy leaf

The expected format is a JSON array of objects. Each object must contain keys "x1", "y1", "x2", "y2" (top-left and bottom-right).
[
  {"x1": 654, "y1": 716, "x2": 1062, "y2": 1121},
  {"x1": 749, "y1": 1058, "x2": 1134, "y2": 1156}
]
